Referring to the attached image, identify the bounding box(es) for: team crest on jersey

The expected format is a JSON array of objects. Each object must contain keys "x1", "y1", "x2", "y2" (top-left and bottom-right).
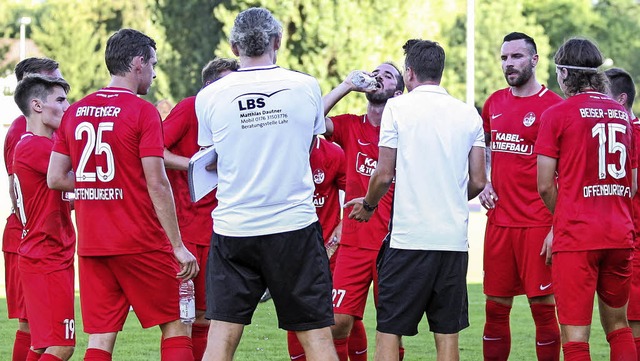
[
  {"x1": 313, "y1": 169, "x2": 325, "y2": 184},
  {"x1": 523, "y1": 112, "x2": 536, "y2": 127}
]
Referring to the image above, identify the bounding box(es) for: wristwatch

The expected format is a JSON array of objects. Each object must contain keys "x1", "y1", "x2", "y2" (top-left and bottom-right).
[{"x1": 362, "y1": 199, "x2": 378, "y2": 212}]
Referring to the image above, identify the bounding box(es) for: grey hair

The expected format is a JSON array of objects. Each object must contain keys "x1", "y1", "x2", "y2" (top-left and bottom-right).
[{"x1": 229, "y1": 8, "x2": 282, "y2": 57}]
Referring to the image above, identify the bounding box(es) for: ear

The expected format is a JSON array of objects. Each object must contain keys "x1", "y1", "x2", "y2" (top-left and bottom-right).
[
  {"x1": 531, "y1": 54, "x2": 539, "y2": 67},
  {"x1": 132, "y1": 55, "x2": 143, "y2": 72},
  {"x1": 273, "y1": 35, "x2": 282, "y2": 51},
  {"x1": 31, "y1": 98, "x2": 43, "y2": 114},
  {"x1": 618, "y1": 93, "x2": 628, "y2": 107},
  {"x1": 231, "y1": 43, "x2": 240, "y2": 57}
]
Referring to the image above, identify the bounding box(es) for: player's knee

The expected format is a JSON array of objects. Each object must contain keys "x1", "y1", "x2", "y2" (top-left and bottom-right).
[
  {"x1": 48, "y1": 345, "x2": 75, "y2": 360},
  {"x1": 160, "y1": 319, "x2": 191, "y2": 338},
  {"x1": 331, "y1": 314, "x2": 354, "y2": 339}
]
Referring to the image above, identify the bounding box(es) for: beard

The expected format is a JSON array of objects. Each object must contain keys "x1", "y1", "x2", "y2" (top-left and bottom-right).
[
  {"x1": 504, "y1": 63, "x2": 534, "y2": 87},
  {"x1": 366, "y1": 87, "x2": 396, "y2": 105}
]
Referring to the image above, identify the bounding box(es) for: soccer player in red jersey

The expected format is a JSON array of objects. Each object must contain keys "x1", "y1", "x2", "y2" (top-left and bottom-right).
[
  {"x1": 47, "y1": 29, "x2": 199, "y2": 361},
  {"x1": 606, "y1": 67, "x2": 640, "y2": 359},
  {"x1": 322, "y1": 63, "x2": 404, "y2": 361},
  {"x1": 287, "y1": 137, "x2": 346, "y2": 360},
  {"x1": 13, "y1": 75, "x2": 74, "y2": 361},
  {"x1": 163, "y1": 57, "x2": 238, "y2": 361},
  {"x1": 3, "y1": 57, "x2": 63, "y2": 361},
  {"x1": 537, "y1": 38, "x2": 637, "y2": 361},
  {"x1": 479, "y1": 32, "x2": 562, "y2": 361}
]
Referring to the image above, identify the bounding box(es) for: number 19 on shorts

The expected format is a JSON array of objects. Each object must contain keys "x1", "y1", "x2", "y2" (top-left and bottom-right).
[{"x1": 63, "y1": 318, "x2": 75, "y2": 340}]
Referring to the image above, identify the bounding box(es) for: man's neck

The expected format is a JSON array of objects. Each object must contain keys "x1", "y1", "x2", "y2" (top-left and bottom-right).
[
  {"x1": 240, "y1": 53, "x2": 275, "y2": 68},
  {"x1": 108, "y1": 75, "x2": 137, "y2": 94},
  {"x1": 511, "y1": 78, "x2": 542, "y2": 97},
  {"x1": 26, "y1": 117, "x2": 53, "y2": 139},
  {"x1": 366, "y1": 103, "x2": 385, "y2": 126}
]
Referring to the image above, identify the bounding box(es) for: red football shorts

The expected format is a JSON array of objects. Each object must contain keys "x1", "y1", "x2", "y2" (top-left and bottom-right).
[
  {"x1": 184, "y1": 241, "x2": 209, "y2": 311},
  {"x1": 553, "y1": 249, "x2": 632, "y2": 325},
  {"x1": 79, "y1": 250, "x2": 181, "y2": 333},
  {"x1": 21, "y1": 265, "x2": 75, "y2": 349},
  {"x1": 627, "y1": 248, "x2": 640, "y2": 321},
  {"x1": 4, "y1": 251, "x2": 27, "y2": 319},
  {"x1": 483, "y1": 223, "x2": 553, "y2": 298},
  {"x1": 331, "y1": 244, "x2": 379, "y2": 319}
]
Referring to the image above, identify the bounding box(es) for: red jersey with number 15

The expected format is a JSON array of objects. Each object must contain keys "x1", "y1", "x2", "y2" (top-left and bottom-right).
[
  {"x1": 328, "y1": 114, "x2": 394, "y2": 250},
  {"x1": 53, "y1": 87, "x2": 172, "y2": 256},
  {"x1": 482, "y1": 86, "x2": 562, "y2": 227},
  {"x1": 536, "y1": 92, "x2": 634, "y2": 252},
  {"x1": 310, "y1": 137, "x2": 346, "y2": 243},
  {"x1": 163, "y1": 96, "x2": 216, "y2": 246},
  {"x1": 13, "y1": 134, "x2": 75, "y2": 273}
]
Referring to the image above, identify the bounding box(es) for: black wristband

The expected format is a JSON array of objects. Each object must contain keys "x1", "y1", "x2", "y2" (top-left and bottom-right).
[{"x1": 362, "y1": 199, "x2": 378, "y2": 212}]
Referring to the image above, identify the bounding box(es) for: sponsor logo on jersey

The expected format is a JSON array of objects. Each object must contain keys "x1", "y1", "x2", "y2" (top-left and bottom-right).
[
  {"x1": 539, "y1": 283, "x2": 552, "y2": 291},
  {"x1": 357, "y1": 139, "x2": 371, "y2": 146},
  {"x1": 356, "y1": 152, "x2": 377, "y2": 176},
  {"x1": 490, "y1": 131, "x2": 532, "y2": 155},
  {"x1": 523, "y1": 112, "x2": 536, "y2": 127},
  {"x1": 313, "y1": 194, "x2": 325, "y2": 207},
  {"x1": 313, "y1": 169, "x2": 325, "y2": 184},
  {"x1": 491, "y1": 113, "x2": 503, "y2": 120}
]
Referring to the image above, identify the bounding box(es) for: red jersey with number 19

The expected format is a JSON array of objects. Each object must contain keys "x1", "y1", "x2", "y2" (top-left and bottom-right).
[
  {"x1": 13, "y1": 134, "x2": 75, "y2": 273},
  {"x1": 536, "y1": 92, "x2": 634, "y2": 252},
  {"x1": 53, "y1": 87, "x2": 172, "y2": 256},
  {"x1": 328, "y1": 114, "x2": 394, "y2": 250},
  {"x1": 163, "y1": 96, "x2": 216, "y2": 246},
  {"x1": 310, "y1": 137, "x2": 346, "y2": 243},
  {"x1": 482, "y1": 86, "x2": 562, "y2": 227}
]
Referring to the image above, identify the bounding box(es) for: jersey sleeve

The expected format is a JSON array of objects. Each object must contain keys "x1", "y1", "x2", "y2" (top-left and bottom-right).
[
  {"x1": 163, "y1": 98, "x2": 191, "y2": 149},
  {"x1": 472, "y1": 113, "x2": 486, "y2": 148},
  {"x1": 379, "y1": 102, "x2": 398, "y2": 149},
  {"x1": 138, "y1": 104, "x2": 165, "y2": 158},
  {"x1": 481, "y1": 95, "x2": 492, "y2": 134},
  {"x1": 4, "y1": 116, "x2": 26, "y2": 174},
  {"x1": 310, "y1": 79, "x2": 326, "y2": 136}
]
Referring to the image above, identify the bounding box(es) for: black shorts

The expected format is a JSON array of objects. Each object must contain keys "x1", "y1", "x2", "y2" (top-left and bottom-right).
[
  {"x1": 205, "y1": 222, "x2": 334, "y2": 331},
  {"x1": 376, "y1": 237, "x2": 469, "y2": 336}
]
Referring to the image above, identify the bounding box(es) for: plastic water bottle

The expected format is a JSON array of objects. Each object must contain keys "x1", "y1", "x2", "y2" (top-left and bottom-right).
[
  {"x1": 325, "y1": 236, "x2": 340, "y2": 259},
  {"x1": 351, "y1": 71, "x2": 379, "y2": 91},
  {"x1": 179, "y1": 279, "x2": 195, "y2": 324}
]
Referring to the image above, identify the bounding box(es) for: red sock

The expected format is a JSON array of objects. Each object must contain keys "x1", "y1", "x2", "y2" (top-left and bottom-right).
[
  {"x1": 191, "y1": 324, "x2": 209, "y2": 361},
  {"x1": 39, "y1": 355, "x2": 63, "y2": 361},
  {"x1": 333, "y1": 337, "x2": 348, "y2": 361},
  {"x1": 399, "y1": 346, "x2": 405, "y2": 360},
  {"x1": 83, "y1": 348, "x2": 112, "y2": 361},
  {"x1": 26, "y1": 350, "x2": 41, "y2": 361},
  {"x1": 12, "y1": 330, "x2": 31, "y2": 361},
  {"x1": 562, "y1": 341, "x2": 590, "y2": 361},
  {"x1": 530, "y1": 303, "x2": 560, "y2": 361},
  {"x1": 287, "y1": 331, "x2": 306, "y2": 360},
  {"x1": 483, "y1": 300, "x2": 511, "y2": 361},
  {"x1": 634, "y1": 337, "x2": 640, "y2": 361},
  {"x1": 607, "y1": 327, "x2": 637, "y2": 361},
  {"x1": 161, "y1": 336, "x2": 194, "y2": 361},
  {"x1": 348, "y1": 320, "x2": 367, "y2": 361}
]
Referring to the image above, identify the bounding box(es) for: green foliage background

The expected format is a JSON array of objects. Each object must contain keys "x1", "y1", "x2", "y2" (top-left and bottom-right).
[{"x1": 1, "y1": 0, "x2": 639, "y2": 113}]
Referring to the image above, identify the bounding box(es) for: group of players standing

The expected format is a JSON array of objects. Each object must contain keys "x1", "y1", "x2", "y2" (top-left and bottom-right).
[{"x1": 2, "y1": 6, "x2": 640, "y2": 361}]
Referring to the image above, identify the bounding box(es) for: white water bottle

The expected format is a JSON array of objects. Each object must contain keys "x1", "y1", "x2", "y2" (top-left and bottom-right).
[{"x1": 179, "y1": 279, "x2": 195, "y2": 324}]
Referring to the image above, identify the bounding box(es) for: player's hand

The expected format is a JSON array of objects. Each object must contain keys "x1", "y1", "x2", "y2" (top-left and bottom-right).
[
  {"x1": 478, "y1": 182, "x2": 498, "y2": 210},
  {"x1": 173, "y1": 244, "x2": 199, "y2": 280},
  {"x1": 329, "y1": 220, "x2": 343, "y2": 243},
  {"x1": 344, "y1": 197, "x2": 373, "y2": 222},
  {"x1": 540, "y1": 228, "x2": 553, "y2": 265}
]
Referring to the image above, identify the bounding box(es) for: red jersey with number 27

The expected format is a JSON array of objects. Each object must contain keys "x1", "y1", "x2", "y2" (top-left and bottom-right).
[
  {"x1": 328, "y1": 114, "x2": 393, "y2": 250},
  {"x1": 53, "y1": 87, "x2": 172, "y2": 256},
  {"x1": 536, "y1": 92, "x2": 634, "y2": 252},
  {"x1": 13, "y1": 134, "x2": 75, "y2": 273},
  {"x1": 482, "y1": 86, "x2": 562, "y2": 227}
]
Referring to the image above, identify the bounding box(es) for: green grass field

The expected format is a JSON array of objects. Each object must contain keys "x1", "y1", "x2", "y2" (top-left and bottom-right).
[{"x1": 0, "y1": 284, "x2": 610, "y2": 360}]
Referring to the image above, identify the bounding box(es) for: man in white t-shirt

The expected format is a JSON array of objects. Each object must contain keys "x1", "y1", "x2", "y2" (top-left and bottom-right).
[
  {"x1": 348, "y1": 39, "x2": 486, "y2": 360},
  {"x1": 195, "y1": 7, "x2": 337, "y2": 361}
]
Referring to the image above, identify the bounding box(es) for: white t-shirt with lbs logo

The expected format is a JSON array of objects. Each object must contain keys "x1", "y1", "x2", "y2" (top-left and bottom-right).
[{"x1": 196, "y1": 65, "x2": 325, "y2": 237}]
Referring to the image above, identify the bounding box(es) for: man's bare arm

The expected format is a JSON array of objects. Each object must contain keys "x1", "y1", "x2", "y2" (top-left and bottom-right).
[
  {"x1": 47, "y1": 152, "x2": 75, "y2": 192},
  {"x1": 163, "y1": 149, "x2": 190, "y2": 171},
  {"x1": 537, "y1": 154, "x2": 558, "y2": 214},
  {"x1": 468, "y1": 146, "x2": 487, "y2": 200}
]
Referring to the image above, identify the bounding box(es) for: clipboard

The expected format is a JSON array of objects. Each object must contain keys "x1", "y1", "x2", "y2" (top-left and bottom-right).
[{"x1": 188, "y1": 146, "x2": 218, "y2": 202}]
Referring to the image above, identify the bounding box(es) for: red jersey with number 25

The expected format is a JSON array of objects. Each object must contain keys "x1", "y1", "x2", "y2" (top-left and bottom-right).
[
  {"x1": 536, "y1": 92, "x2": 634, "y2": 252},
  {"x1": 328, "y1": 114, "x2": 393, "y2": 250},
  {"x1": 310, "y1": 137, "x2": 346, "y2": 243},
  {"x1": 13, "y1": 134, "x2": 75, "y2": 273},
  {"x1": 53, "y1": 87, "x2": 172, "y2": 256},
  {"x1": 482, "y1": 86, "x2": 562, "y2": 227},
  {"x1": 163, "y1": 96, "x2": 216, "y2": 246}
]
